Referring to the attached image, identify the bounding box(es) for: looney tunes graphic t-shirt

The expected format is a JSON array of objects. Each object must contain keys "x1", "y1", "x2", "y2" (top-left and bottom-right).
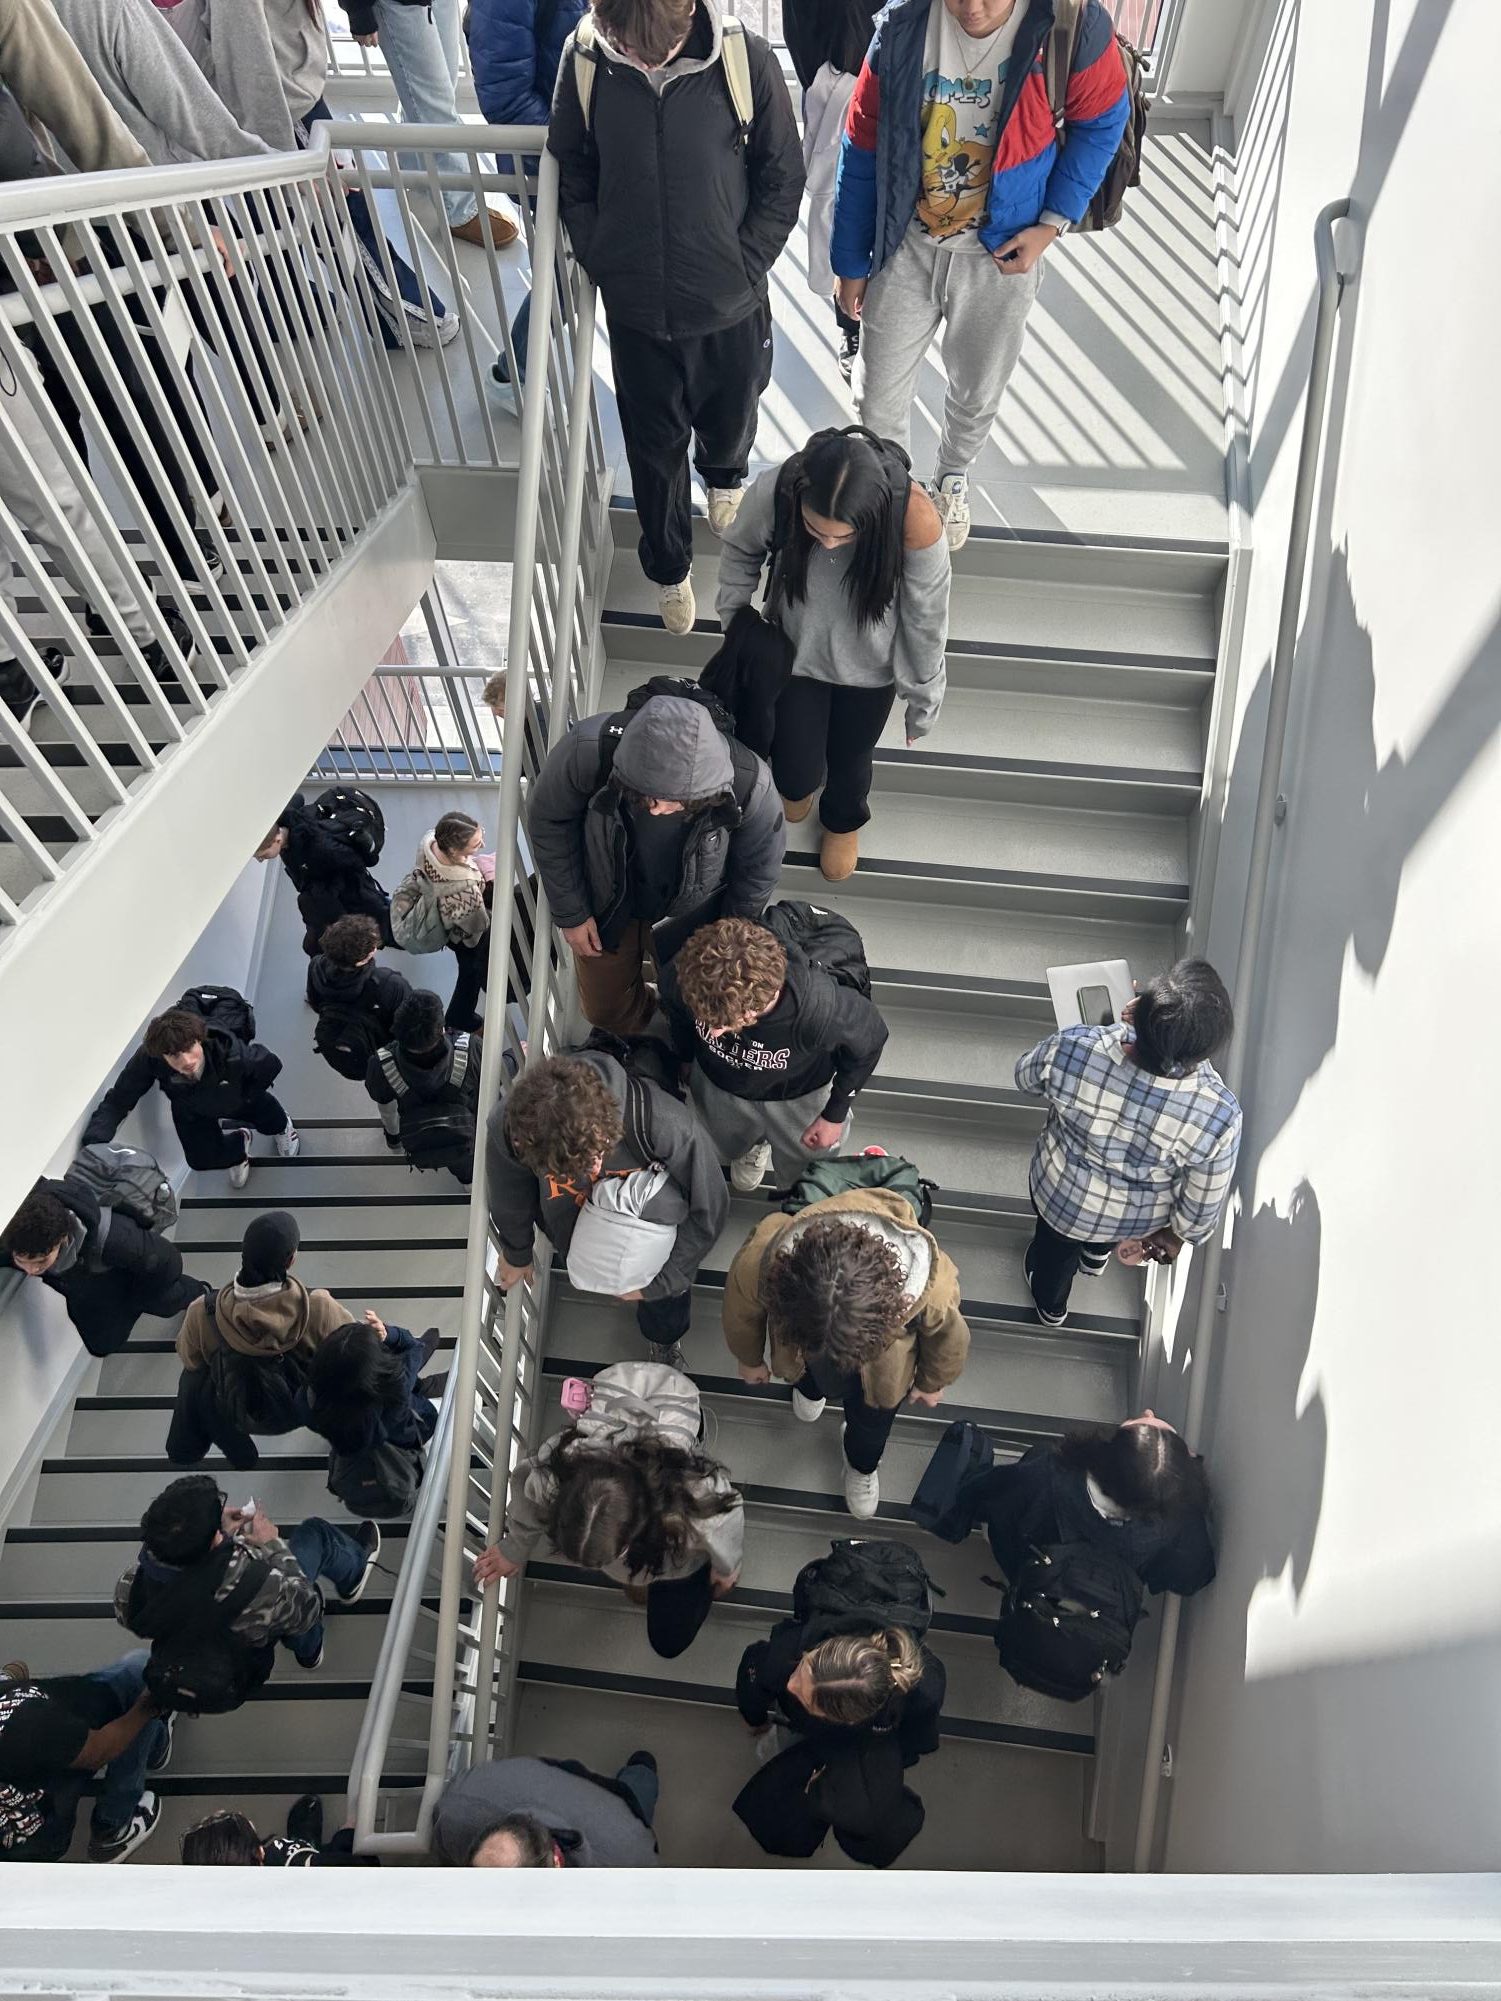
[{"x1": 914, "y1": 2, "x2": 1027, "y2": 248}]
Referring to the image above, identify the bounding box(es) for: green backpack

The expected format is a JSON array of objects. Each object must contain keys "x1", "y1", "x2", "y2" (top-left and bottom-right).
[{"x1": 781, "y1": 1152, "x2": 936, "y2": 1230}]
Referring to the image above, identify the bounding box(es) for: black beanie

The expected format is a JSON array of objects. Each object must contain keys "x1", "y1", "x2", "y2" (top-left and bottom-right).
[{"x1": 238, "y1": 1210, "x2": 300, "y2": 1287}]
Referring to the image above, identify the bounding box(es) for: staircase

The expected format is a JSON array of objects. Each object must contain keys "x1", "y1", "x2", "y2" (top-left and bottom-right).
[
  {"x1": 0, "y1": 801, "x2": 475, "y2": 1859},
  {"x1": 502, "y1": 502, "x2": 1225, "y2": 1869}
]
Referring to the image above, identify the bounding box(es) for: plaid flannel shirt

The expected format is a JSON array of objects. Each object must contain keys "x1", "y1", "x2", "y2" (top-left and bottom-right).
[{"x1": 1015, "y1": 1023, "x2": 1241, "y2": 1245}]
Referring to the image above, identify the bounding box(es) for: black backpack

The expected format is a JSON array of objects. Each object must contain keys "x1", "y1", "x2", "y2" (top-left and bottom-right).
[
  {"x1": 761, "y1": 899, "x2": 872, "y2": 1000},
  {"x1": 127, "y1": 1544, "x2": 277, "y2": 1717},
  {"x1": 378, "y1": 1035, "x2": 477, "y2": 1174},
  {"x1": 313, "y1": 995, "x2": 386, "y2": 1081},
  {"x1": 782, "y1": 1151, "x2": 936, "y2": 1230},
  {"x1": 327, "y1": 1439, "x2": 422, "y2": 1519},
  {"x1": 595, "y1": 676, "x2": 751, "y2": 804},
  {"x1": 202, "y1": 1303, "x2": 307, "y2": 1434},
  {"x1": 311, "y1": 786, "x2": 385, "y2": 865},
  {"x1": 911, "y1": 1420, "x2": 995, "y2": 1542},
  {"x1": 792, "y1": 1538, "x2": 934, "y2": 1645},
  {"x1": 994, "y1": 1542, "x2": 1145, "y2": 1703},
  {"x1": 176, "y1": 983, "x2": 255, "y2": 1043},
  {"x1": 579, "y1": 1028, "x2": 685, "y2": 1102}
]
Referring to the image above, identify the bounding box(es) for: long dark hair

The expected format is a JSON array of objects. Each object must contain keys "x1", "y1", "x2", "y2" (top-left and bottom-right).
[
  {"x1": 1058, "y1": 1421, "x2": 1210, "y2": 1521},
  {"x1": 304, "y1": 1324, "x2": 408, "y2": 1453},
  {"x1": 778, "y1": 427, "x2": 911, "y2": 630},
  {"x1": 542, "y1": 1430, "x2": 739, "y2": 1580}
]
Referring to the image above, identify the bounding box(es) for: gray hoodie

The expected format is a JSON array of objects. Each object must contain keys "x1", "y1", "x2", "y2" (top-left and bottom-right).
[
  {"x1": 47, "y1": 0, "x2": 273, "y2": 167},
  {"x1": 526, "y1": 696, "x2": 786, "y2": 944},
  {"x1": 433, "y1": 1756, "x2": 660, "y2": 1868},
  {"x1": 497, "y1": 1360, "x2": 745, "y2": 1583},
  {"x1": 166, "y1": 0, "x2": 323, "y2": 150}
]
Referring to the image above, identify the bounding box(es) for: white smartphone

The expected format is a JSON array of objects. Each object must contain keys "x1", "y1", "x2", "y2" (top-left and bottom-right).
[{"x1": 240, "y1": 1497, "x2": 256, "y2": 1519}]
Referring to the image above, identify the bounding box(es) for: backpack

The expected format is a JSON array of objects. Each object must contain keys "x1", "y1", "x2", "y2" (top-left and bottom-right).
[
  {"x1": 573, "y1": 12, "x2": 754, "y2": 141},
  {"x1": 66, "y1": 1143, "x2": 177, "y2": 1233},
  {"x1": 782, "y1": 1151, "x2": 936, "y2": 1230},
  {"x1": 1044, "y1": 0, "x2": 1147, "y2": 232},
  {"x1": 202, "y1": 1303, "x2": 308, "y2": 1434},
  {"x1": 793, "y1": 1538, "x2": 934, "y2": 1645},
  {"x1": 993, "y1": 1542, "x2": 1145, "y2": 1702},
  {"x1": 911, "y1": 1419, "x2": 995, "y2": 1542},
  {"x1": 594, "y1": 677, "x2": 744, "y2": 795},
  {"x1": 310, "y1": 786, "x2": 385, "y2": 866},
  {"x1": 579, "y1": 1027, "x2": 685, "y2": 1102},
  {"x1": 313, "y1": 995, "x2": 386, "y2": 1082},
  {"x1": 378, "y1": 1035, "x2": 477, "y2": 1174},
  {"x1": 127, "y1": 1544, "x2": 277, "y2": 1717},
  {"x1": 327, "y1": 1438, "x2": 422, "y2": 1519},
  {"x1": 761, "y1": 900, "x2": 872, "y2": 1000},
  {"x1": 176, "y1": 983, "x2": 255, "y2": 1042},
  {"x1": 388, "y1": 872, "x2": 449, "y2": 955}
]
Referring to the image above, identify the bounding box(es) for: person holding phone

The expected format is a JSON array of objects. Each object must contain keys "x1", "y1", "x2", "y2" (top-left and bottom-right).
[
  {"x1": 828, "y1": 0, "x2": 1129, "y2": 551},
  {"x1": 1013, "y1": 958, "x2": 1242, "y2": 1325}
]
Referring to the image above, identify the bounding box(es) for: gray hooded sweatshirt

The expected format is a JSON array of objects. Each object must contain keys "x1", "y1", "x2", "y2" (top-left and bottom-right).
[
  {"x1": 433, "y1": 1755, "x2": 661, "y2": 1868},
  {"x1": 526, "y1": 695, "x2": 786, "y2": 946},
  {"x1": 495, "y1": 1360, "x2": 745, "y2": 1583}
]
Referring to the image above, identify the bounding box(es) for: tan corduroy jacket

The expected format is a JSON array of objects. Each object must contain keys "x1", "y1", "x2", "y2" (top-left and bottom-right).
[{"x1": 721, "y1": 1188, "x2": 970, "y2": 1410}]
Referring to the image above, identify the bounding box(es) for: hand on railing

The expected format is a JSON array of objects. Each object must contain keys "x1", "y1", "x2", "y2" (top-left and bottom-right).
[
  {"x1": 498, "y1": 1256, "x2": 534, "y2": 1290},
  {"x1": 474, "y1": 1546, "x2": 522, "y2": 1585}
]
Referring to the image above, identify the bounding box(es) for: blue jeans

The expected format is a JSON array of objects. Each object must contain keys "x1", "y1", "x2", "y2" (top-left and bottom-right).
[
  {"x1": 54, "y1": 1652, "x2": 167, "y2": 1841},
  {"x1": 613, "y1": 1756, "x2": 659, "y2": 1828},
  {"x1": 376, "y1": 0, "x2": 480, "y2": 226},
  {"x1": 284, "y1": 1519, "x2": 367, "y2": 1666}
]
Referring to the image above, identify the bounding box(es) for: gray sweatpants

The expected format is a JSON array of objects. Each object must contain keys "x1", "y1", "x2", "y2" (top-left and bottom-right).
[
  {"x1": 856, "y1": 232, "x2": 1043, "y2": 479},
  {"x1": 0, "y1": 343, "x2": 154, "y2": 650},
  {"x1": 690, "y1": 1069, "x2": 851, "y2": 1193}
]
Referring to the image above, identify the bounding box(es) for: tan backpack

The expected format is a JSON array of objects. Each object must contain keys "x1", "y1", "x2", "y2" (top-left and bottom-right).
[
  {"x1": 571, "y1": 12, "x2": 754, "y2": 142},
  {"x1": 1043, "y1": 0, "x2": 1148, "y2": 233}
]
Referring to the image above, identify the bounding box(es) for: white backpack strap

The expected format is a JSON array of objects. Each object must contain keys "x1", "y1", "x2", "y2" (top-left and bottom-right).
[
  {"x1": 721, "y1": 16, "x2": 754, "y2": 138},
  {"x1": 573, "y1": 16, "x2": 599, "y2": 131},
  {"x1": 450, "y1": 1034, "x2": 472, "y2": 1088},
  {"x1": 377, "y1": 1048, "x2": 406, "y2": 1098}
]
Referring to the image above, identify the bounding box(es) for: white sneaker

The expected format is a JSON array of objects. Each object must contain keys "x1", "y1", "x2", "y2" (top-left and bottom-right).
[
  {"x1": 729, "y1": 1141, "x2": 773, "y2": 1194},
  {"x1": 657, "y1": 575, "x2": 696, "y2": 635},
  {"x1": 705, "y1": 486, "x2": 744, "y2": 536},
  {"x1": 274, "y1": 1125, "x2": 302, "y2": 1159},
  {"x1": 791, "y1": 1387, "x2": 827, "y2": 1423},
  {"x1": 227, "y1": 1129, "x2": 253, "y2": 1189},
  {"x1": 930, "y1": 473, "x2": 972, "y2": 552},
  {"x1": 841, "y1": 1425, "x2": 880, "y2": 1519}
]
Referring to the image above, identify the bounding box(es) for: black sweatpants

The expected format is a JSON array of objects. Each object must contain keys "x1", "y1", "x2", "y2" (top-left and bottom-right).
[
  {"x1": 612, "y1": 302, "x2": 774, "y2": 587},
  {"x1": 63, "y1": 1271, "x2": 209, "y2": 1360},
  {"x1": 797, "y1": 1368, "x2": 898, "y2": 1475},
  {"x1": 772, "y1": 677, "x2": 895, "y2": 833},
  {"x1": 173, "y1": 1091, "x2": 291, "y2": 1171},
  {"x1": 445, "y1": 935, "x2": 488, "y2": 1032},
  {"x1": 1026, "y1": 1207, "x2": 1117, "y2": 1319},
  {"x1": 645, "y1": 1561, "x2": 713, "y2": 1659},
  {"x1": 166, "y1": 1365, "x2": 259, "y2": 1469}
]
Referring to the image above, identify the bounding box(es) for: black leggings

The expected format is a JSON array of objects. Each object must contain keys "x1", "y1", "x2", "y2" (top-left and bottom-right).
[
  {"x1": 446, "y1": 935, "x2": 488, "y2": 1031},
  {"x1": 166, "y1": 1365, "x2": 259, "y2": 1469},
  {"x1": 771, "y1": 677, "x2": 895, "y2": 833},
  {"x1": 645, "y1": 1562, "x2": 713, "y2": 1659}
]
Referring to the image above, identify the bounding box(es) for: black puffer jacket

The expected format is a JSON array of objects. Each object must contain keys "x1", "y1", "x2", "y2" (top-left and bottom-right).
[
  {"x1": 0, "y1": 1177, "x2": 184, "y2": 1303},
  {"x1": 548, "y1": 0, "x2": 803, "y2": 336},
  {"x1": 278, "y1": 794, "x2": 376, "y2": 894},
  {"x1": 735, "y1": 1616, "x2": 945, "y2": 1764},
  {"x1": 83, "y1": 1027, "x2": 282, "y2": 1143}
]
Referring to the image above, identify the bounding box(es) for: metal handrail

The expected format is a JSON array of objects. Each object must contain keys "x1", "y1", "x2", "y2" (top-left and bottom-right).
[{"x1": 1131, "y1": 198, "x2": 1361, "y2": 1871}]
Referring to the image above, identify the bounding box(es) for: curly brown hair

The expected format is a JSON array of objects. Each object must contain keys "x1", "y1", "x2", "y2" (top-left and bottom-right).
[
  {"x1": 143, "y1": 1009, "x2": 207, "y2": 1059},
  {"x1": 764, "y1": 1219, "x2": 910, "y2": 1373},
  {"x1": 674, "y1": 918, "x2": 787, "y2": 1028},
  {"x1": 504, "y1": 1057, "x2": 624, "y2": 1178},
  {"x1": 318, "y1": 914, "x2": 383, "y2": 968}
]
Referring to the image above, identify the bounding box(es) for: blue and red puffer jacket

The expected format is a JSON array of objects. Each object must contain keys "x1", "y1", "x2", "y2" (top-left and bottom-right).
[{"x1": 829, "y1": 0, "x2": 1129, "y2": 279}]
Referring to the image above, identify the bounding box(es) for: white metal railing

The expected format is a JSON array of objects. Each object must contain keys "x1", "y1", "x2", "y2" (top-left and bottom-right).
[
  {"x1": 345, "y1": 140, "x2": 607, "y2": 1852},
  {"x1": 0, "y1": 136, "x2": 409, "y2": 930}
]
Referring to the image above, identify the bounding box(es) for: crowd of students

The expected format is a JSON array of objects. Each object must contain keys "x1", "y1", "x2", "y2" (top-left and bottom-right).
[{"x1": 0, "y1": 0, "x2": 1223, "y2": 1875}]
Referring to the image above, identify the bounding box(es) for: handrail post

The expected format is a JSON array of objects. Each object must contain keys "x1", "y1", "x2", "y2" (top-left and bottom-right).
[{"x1": 1131, "y1": 199, "x2": 1360, "y2": 1871}]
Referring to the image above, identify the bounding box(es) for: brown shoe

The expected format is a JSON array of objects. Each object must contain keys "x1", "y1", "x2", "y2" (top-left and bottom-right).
[
  {"x1": 781, "y1": 795, "x2": 814, "y2": 823},
  {"x1": 451, "y1": 208, "x2": 519, "y2": 249},
  {"x1": 820, "y1": 829, "x2": 858, "y2": 881},
  {"x1": 1, "y1": 1661, "x2": 29, "y2": 1684}
]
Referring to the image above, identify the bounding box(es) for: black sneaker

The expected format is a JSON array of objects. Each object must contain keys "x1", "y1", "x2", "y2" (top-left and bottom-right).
[
  {"x1": 285, "y1": 1792, "x2": 325, "y2": 1848},
  {"x1": 0, "y1": 649, "x2": 67, "y2": 730},
  {"x1": 414, "y1": 1371, "x2": 449, "y2": 1400},
  {"x1": 146, "y1": 1710, "x2": 174, "y2": 1773},
  {"x1": 88, "y1": 1791, "x2": 161, "y2": 1862},
  {"x1": 837, "y1": 324, "x2": 860, "y2": 384},
  {"x1": 623, "y1": 1748, "x2": 657, "y2": 1776},
  {"x1": 383, "y1": 1131, "x2": 404, "y2": 1152},
  {"x1": 1023, "y1": 1245, "x2": 1068, "y2": 1327},
  {"x1": 491, "y1": 353, "x2": 512, "y2": 385},
  {"x1": 337, "y1": 1521, "x2": 382, "y2": 1605}
]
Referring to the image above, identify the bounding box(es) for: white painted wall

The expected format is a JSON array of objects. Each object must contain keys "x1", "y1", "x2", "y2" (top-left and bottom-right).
[
  {"x1": 0, "y1": 859, "x2": 272, "y2": 1526},
  {"x1": 1163, "y1": 0, "x2": 1501, "y2": 1871}
]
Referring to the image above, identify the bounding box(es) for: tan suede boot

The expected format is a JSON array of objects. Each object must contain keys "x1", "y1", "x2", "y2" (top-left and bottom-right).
[
  {"x1": 781, "y1": 794, "x2": 814, "y2": 823},
  {"x1": 820, "y1": 829, "x2": 859, "y2": 881}
]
